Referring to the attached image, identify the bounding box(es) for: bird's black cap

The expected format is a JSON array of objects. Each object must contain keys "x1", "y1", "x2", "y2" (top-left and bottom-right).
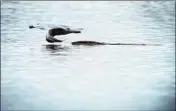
[{"x1": 29, "y1": 25, "x2": 35, "y2": 29}]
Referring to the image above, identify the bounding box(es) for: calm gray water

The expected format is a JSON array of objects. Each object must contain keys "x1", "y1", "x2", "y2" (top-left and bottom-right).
[{"x1": 1, "y1": 1, "x2": 175, "y2": 110}]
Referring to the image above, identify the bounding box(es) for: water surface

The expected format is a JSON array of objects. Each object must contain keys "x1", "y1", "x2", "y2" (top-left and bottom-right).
[{"x1": 1, "y1": 1, "x2": 175, "y2": 110}]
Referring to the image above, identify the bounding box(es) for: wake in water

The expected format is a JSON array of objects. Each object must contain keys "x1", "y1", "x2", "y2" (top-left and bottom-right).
[{"x1": 71, "y1": 41, "x2": 161, "y2": 46}]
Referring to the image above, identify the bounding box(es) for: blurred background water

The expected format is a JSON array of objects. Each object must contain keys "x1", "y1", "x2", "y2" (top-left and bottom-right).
[{"x1": 1, "y1": 1, "x2": 175, "y2": 110}]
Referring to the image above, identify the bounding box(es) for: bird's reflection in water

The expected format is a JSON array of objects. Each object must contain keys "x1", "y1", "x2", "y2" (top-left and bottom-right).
[{"x1": 42, "y1": 44, "x2": 70, "y2": 56}]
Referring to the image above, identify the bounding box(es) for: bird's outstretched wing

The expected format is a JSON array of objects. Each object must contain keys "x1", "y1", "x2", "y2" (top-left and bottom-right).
[{"x1": 29, "y1": 23, "x2": 84, "y2": 32}]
